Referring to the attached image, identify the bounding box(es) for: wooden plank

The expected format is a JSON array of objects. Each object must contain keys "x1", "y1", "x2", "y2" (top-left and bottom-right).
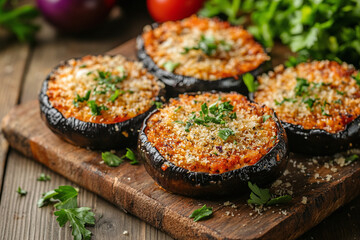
[
  {"x1": 2, "y1": 101, "x2": 360, "y2": 240},
  {"x1": 0, "y1": 43, "x2": 30, "y2": 194}
]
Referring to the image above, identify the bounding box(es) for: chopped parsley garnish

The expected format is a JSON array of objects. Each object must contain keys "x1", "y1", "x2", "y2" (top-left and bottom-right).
[
  {"x1": 109, "y1": 89, "x2": 120, "y2": 102},
  {"x1": 79, "y1": 64, "x2": 87, "y2": 68},
  {"x1": 182, "y1": 35, "x2": 231, "y2": 56},
  {"x1": 243, "y1": 73, "x2": 258, "y2": 93},
  {"x1": 321, "y1": 101, "x2": 331, "y2": 116},
  {"x1": 336, "y1": 90, "x2": 345, "y2": 95},
  {"x1": 274, "y1": 97, "x2": 297, "y2": 106},
  {"x1": 173, "y1": 120, "x2": 185, "y2": 124},
  {"x1": 73, "y1": 90, "x2": 91, "y2": 107},
  {"x1": 345, "y1": 154, "x2": 359, "y2": 163},
  {"x1": 247, "y1": 182, "x2": 292, "y2": 206},
  {"x1": 163, "y1": 61, "x2": 180, "y2": 72},
  {"x1": 295, "y1": 77, "x2": 310, "y2": 96},
  {"x1": 37, "y1": 173, "x2": 51, "y2": 182},
  {"x1": 184, "y1": 101, "x2": 237, "y2": 140},
  {"x1": 302, "y1": 97, "x2": 317, "y2": 110},
  {"x1": 333, "y1": 99, "x2": 343, "y2": 104},
  {"x1": 87, "y1": 100, "x2": 108, "y2": 116},
  {"x1": 262, "y1": 115, "x2": 272, "y2": 122},
  {"x1": 218, "y1": 128, "x2": 235, "y2": 141},
  {"x1": 38, "y1": 185, "x2": 95, "y2": 240},
  {"x1": 102, "y1": 149, "x2": 138, "y2": 167},
  {"x1": 189, "y1": 204, "x2": 213, "y2": 222},
  {"x1": 352, "y1": 73, "x2": 360, "y2": 86},
  {"x1": 174, "y1": 106, "x2": 182, "y2": 112},
  {"x1": 17, "y1": 187, "x2": 27, "y2": 196},
  {"x1": 153, "y1": 101, "x2": 163, "y2": 109},
  {"x1": 185, "y1": 121, "x2": 193, "y2": 132},
  {"x1": 93, "y1": 70, "x2": 127, "y2": 95}
]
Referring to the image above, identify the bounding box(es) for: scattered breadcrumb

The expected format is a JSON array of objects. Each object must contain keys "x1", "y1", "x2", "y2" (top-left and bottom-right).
[
  {"x1": 223, "y1": 201, "x2": 232, "y2": 206},
  {"x1": 330, "y1": 167, "x2": 338, "y2": 173},
  {"x1": 123, "y1": 230, "x2": 129, "y2": 235},
  {"x1": 302, "y1": 196, "x2": 308, "y2": 205},
  {"x1": 272, "y1": 179, "x2": 282, "y2": 188},
  {"x1": 326, "y1": 174, "x2": 333, "y2": 181},
  {"x1": 283, "y1": 169, "x2": 290, "y2": 176}
]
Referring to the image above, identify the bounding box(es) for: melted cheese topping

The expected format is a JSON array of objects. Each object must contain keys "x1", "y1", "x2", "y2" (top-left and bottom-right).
[
  {"x1": 145, "y1": 93, "x2": 278, "y2": 174},
  {"x1": 254, "y1": 61, "x2": 360, "y2": 133},
  {"x1": 47, "y1": 55, "x2": 164, "y2": 124},
  {"x1": 142, "y1": 15, "x2": 269, "y2": 80}
]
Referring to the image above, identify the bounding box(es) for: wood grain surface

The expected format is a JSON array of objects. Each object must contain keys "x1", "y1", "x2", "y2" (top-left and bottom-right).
[{"x1": 2, "y1": 38, "x2": 360, "y2": 240}]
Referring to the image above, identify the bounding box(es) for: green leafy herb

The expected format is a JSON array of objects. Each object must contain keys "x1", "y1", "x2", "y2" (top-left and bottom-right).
[
  {"x1": 189, "y1": 204, "x2": 213, "y2": 222},
  {"x1": 102, "y1": 152, "x2": 123, "y2": 167},
  {"x1": 336, "y1": 90, "x2": 345, "y2": 95},
  {"x1": 109, "y1": 89, "x2": 120, "y2": 102},
  {"x1": 185, "y1": 121, "x2": 193, "y2": 132},
  {"x1": 102, "y1": 149, "x2": 138, "y2": 167},
  {"x1": 302, "y1": 98, "x2": 317, "y2": 110},
  {"x1": 87, "y1": 100, "x2": 108, "y2": 116},
  {"x1": 321, "y1": 101, "x2": 331, "y2": 116},
  {"x1": 200, "y1": 0, "x2": 360, "y2": 67},
  {"x1": 229, "y1": 112, "x2": 237, "y2": 120},
  {"x1": 262, "y1": 115, "x2": 272, "y2": 122},
  {"x1": 0, "y1": 2, "x2": 39, "y2": 42},
  {"x1": 352, "y1": 73, "x2": 360, "y2": 86},
  {"x1": 218, "y1": 128, "x2": 235, "y2": 141},
  {"x1": 285, "y1": 56, "x2": 308, "y2": 67},
  {"x1": 54, "y1": 207, "x2": 95, "y2": 240},
  {"x1": 73, "y1": 90, "x2": 91, "y2": 107},
  {"x1": 37, "y1": 185, "x2": 78, "y2": 209},
  {"x1": 125, "y1": 148, "x2": 138, "y2": 165},
  {"x1": 153, "y1": 101, "x2": 163, "y2": 109},
  {"x1": 173, "y1": 120, "x2": 185, "y2": 124},
  {"x1": 247, "y1": 182, "x2": 292, "y2": 206},
  {"x1": 198, "y1": 0, "x2": 246, "y2": 25},
  {"x1": 183, "y1": 34, "x2": 231, "y2": 56},
  {"x1": 16, "y1": 187, "x2": 27, "y2": 196},
  {"x1": 79, "y1": 64, "x2": 87, "y2": 68},
  {"x1": 174, "y1": 106, "x2": 182, "y2": 112},
  {"x1": 275, "y1": 97, "x2": 297, "y2": 106},
  {"x1": 37, "y1": 173, "x2": 51, "y2": 182},
  {"x1": 333, "y1": 99, "x2": 342, "y2": 104},
  {"x1": 93, "y1": 70, "x2": 127, "y2": 95},
  {"x1": 37, "y1": 186, "x2": 94, "y2": 240},
  {"x1": 163, "y1": 61, "x2": 180, "y2": 72},
  {"x1": 345, "y1": 154, "x2": 359, "y2": 163},
  {"x1": 243, "y1": 73, "x2": 258, "y2": 93},
  {"x1": 295, "y1": 78, "x2": 310, "y2": 96}
]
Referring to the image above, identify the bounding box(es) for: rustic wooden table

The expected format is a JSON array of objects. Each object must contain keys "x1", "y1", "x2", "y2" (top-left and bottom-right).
[{"x1": 0, "y1": 3, "x2": 359, "y2": 240}]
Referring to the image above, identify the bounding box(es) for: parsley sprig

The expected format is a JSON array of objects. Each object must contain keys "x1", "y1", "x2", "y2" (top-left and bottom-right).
[
  {"x1": 87, "y1": 100, "x2": 108, "y2": 116},
  {"x1": 37, "y1": 173, "x2": 51, "y2": 182},
  {"x1": 38, "y1": 186, "x2": 95, "y2": 240},
  {"x1": 0, "y1": 1, "x2": 39, "y2": 42},
  {"x1": 102, "y1": 149, "x2": 138, "y2": 167},
  {"x1": 247, "y1": 182, "x2": 292, "y2": 206},
  {"x1": 189, "y1": 204, "x2": 213, "y2": 222}
]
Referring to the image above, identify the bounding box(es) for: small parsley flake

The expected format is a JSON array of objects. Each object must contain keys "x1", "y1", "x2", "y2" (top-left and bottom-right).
[
  {"x1": 189, "y1": 205, "x2": 213, "y2": 222},
  {"x1": 17, "y1": 187, "x2": 27, "y2": 196}
]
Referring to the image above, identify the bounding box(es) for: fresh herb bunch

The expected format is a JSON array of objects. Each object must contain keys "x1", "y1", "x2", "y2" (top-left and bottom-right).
[
  {"x1": 0, "y1": 0, "x2": 39, "y2": 41},
  {"x1": 199, "y1": 0, "x2": 360, "y2": 67}
]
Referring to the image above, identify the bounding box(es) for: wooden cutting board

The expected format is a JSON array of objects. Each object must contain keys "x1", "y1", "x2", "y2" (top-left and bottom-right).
[{"x1": 2, "y1": 39, "x2": 360, "y2": 240}]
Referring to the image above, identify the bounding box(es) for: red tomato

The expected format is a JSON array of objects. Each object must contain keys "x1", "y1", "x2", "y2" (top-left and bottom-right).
[{"x1": 147, "y1": 0, "x2": 205, "y2": 22}]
